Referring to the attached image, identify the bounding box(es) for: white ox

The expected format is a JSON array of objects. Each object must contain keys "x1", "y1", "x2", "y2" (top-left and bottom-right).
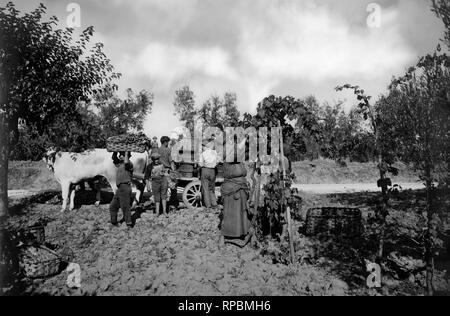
[{"x1": 43, "y1": 148, "x2": 148, "y2": 212}]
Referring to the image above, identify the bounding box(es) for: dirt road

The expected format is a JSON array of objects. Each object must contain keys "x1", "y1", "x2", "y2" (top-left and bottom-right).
[
  {"x1": 8, "y1": 182, "x2": 425, "y2": 201},
  {"x1": 8, "y1": 190, "x2": 43, "y2": 199},
  {"x1": 292, "y1": 182, "x2": 424, "y2": 194}
]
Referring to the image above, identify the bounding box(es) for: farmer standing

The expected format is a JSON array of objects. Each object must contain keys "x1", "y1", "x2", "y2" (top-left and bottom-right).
[
  {"x1": 199, "y1": 138, "x2": 219, "y2": 211},
  {"x1": 110, "y1": 151, "x2": 134, "y2": 228},
  {"x1": 168, "y1": 135, "x2": 181, "y2": 209},
  {"x1": 158, "y1": 136, "x2": 175, "y2": 171},
  {"x1": 158, "y1": 136, "x2": 178, "y2": 210}
]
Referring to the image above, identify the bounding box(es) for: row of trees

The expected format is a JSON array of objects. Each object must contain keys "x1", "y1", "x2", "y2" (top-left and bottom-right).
[
  {"x1": 0, "y1": 2, "x2": 152, "y2": 218},
  {"x1": 333, "y1": 0, "x2": 450, "y2": 295},
  {"x1": 13, "y1": 81, "x2": 377, "y2": 165},
  {"x1": 10, "y1": 86, "x2": 153, "y2": 160},
  {"x1": 169, "y1": 1, "x2": 450, "y2": 295},
  {"x1": 378, "y1": 46, "x2": 450, "y2": 295},
  {"x1": 173, "y1": 86, "x2": 241, "y2": 130},
  {"x1": 173, "y1": 86, "x2": 377, "y2": 163},
  {"x1": 0, "y1": 2, "x2": 113, "y2": 217}
]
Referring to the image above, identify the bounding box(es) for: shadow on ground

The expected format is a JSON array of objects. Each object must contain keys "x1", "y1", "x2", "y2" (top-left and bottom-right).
[{"x1": 302, "y1": 188, "x2": 450, "y2": 295}]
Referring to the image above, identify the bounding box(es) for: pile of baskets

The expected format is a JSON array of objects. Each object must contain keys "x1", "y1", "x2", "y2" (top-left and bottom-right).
[
  {"x1": 17, "y1": 225, "x2": 63, "y2": 279},
  {"x1": 106, "y1": 133, "x2": 151, "y2": 153},
  {"x1": 305, "y1": 207, "x2": 363, "y2": 239},
  {"x1": 20, "y1": 245, "x2": 61, "y2": 279}
]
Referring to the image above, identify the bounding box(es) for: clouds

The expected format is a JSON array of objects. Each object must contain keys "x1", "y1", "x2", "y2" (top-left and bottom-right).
[
  {"x1": 14, "y1": 0, "x2": 442, "y2": 136},
  {"x1": 121, "y1": 42, "x2": 237, "y2": 91},
  {"x1": 235, "y1": 1, "x2": 416, "y2": 105},
  {"x1": 114, "y1": 0, "x2": 421, "y2": 110}
]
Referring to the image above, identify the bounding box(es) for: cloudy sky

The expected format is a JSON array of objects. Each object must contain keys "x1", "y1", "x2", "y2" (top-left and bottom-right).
[{"x1": 9, "y1": 0, "x2": 446, "y2": 138}]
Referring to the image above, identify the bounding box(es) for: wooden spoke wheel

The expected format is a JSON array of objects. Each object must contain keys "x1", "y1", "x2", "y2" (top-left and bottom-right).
[{"x1": 182, "y1": 180, "x2": 203, "y2": 209}]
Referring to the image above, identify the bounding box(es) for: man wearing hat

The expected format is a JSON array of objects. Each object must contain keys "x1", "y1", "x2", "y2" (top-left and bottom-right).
[
  {"x1": 199, "y1": 138, "x2": 219, "y2": 210},
  {"x1": 158, "y1": 136, "x2": 174, "y2": 170},
  {"x1": 110, "y1": 151, "x2": 134, "y2": 228},
  {"x1": 158, "y1": 135, "x2": 178, "y2": 210},
  {"x1": 146, "y1": 151, "x2": 168, "y2": 216}
]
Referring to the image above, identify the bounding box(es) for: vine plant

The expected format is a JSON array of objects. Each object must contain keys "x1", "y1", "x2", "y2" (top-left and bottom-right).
[{"x1": 336, "y1": 84, "x2": 399, "y2": 261}]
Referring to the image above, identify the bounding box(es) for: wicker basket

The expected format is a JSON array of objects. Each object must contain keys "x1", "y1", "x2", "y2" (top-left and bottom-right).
[
  {"x1": 19, "y1": 245, "x2": 61, "y2": 279},
  {"x1": 305, "y1": 207, "x2": 363, "y2": 238},
  {"x1": 106, "y1": 142, "x2": 147, "y2": 153},
  {"x1": 177, "y1": 164, "x2": 194, "y2": 178},
  {"x1": 22, "y1": 225, "x2": 45, "y2": 245}
]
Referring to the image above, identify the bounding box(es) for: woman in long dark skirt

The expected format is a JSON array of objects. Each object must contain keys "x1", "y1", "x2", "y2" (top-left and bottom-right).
[{"x1": 219, "y1": 162, "x2": 252, "y2": 248}]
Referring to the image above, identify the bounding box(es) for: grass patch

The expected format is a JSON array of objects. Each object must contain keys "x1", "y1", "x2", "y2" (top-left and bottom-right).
[
  {"x1": 292, "y1": 159, "x2": 418, "y2": 184},
  {"x1": 8, "y1": 161, "x2": 59, "y2": 191}
]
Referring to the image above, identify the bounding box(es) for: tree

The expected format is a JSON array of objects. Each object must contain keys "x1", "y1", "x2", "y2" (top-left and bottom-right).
[
  {"x1": 197, "y1": 93, "x2": 241, "y2": 129},
  {"x1": 9, "y1": 124, "x2": 50, "y2": 161},
  {"x1": 222, "y1": 92, "x2": 240, "y2": 127},
  {"x1": 95, "y1": 86, "x2": 153, "y2": 142},
  {"x1": 432, "y1": 0, "x2": 450, "y2": 48},
  {"x1": 293, "y1": 96, "x2": 321, "y2": 160},
  {"x1": 244, "y1": 95, "x2": 321, "y2": 161},
  {"x1": 173, "y1": 86, "x2": 241, "y2": 131},
  {"x1": 348, "y1": 130, "x2": 377, "y2": 163},
  {"x1": 207, "y1": 95, "x2": 223, "y2": 128},
  {"x1": 240, "y1": 95, "x2": 308, "y2": 253},
  {"x1": 9, "y1": 87, "x2": 152, "y2": 159},
  {"x1": 42, "y1": 103, "x2": 103, "y2": 152},
  {"x1": 336, "y1": 84, "x2": 399, "y2": 262},
  {"x1": 197, "y1": 101, "x2": 212, "y2": 126},
  {"x1": 173, "y1": 85, "x2": 196, "y2": 128},
  {"x1": 0, "y1": 2, "x2": 119, "y2": 217},
  {"x1": 318, "y1": 102, "x2": 343, "y2": 160},
  {"x1": 383, "y1": 49, "x2": 450, "y2": 295}
]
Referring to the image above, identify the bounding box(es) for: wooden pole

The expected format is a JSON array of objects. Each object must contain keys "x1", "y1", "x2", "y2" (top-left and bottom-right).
[
  {"x1": 278, "y1": 122, "x2": 296, "y2": 264},
  {"x1": 248, "y1": 160, "x2": 261, "y2": 245}
]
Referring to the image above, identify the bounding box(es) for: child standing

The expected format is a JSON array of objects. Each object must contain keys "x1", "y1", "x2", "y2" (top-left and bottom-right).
[
  {"x1": 110, "y1": 151, "x2": 134, "y2": 228},
  {"x1": 146, "y1": 152, "x2": 168, "y2": 216}
]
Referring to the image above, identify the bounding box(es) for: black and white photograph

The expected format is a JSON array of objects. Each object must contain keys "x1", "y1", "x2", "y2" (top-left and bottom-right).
[{"x1": 0, "y1": 0, "x2": 450, "y2": 300}]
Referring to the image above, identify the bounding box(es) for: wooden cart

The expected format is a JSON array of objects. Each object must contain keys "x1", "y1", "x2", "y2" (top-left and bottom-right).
[
  {"x1": 170, "y1": 137, "x2": 225, "y2": 209},
  {"x1": 175, "y1": 162, "x2": 224, "y2": 209}
]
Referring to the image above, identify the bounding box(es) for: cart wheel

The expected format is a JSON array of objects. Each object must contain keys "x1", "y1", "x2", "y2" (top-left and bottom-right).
[{"x1": 182, "y1": 180, "x2": 203, "y2": 209}]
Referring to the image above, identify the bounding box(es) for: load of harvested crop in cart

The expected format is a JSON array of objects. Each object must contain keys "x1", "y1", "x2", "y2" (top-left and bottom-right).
[{"x1": 106, "y1": 133, "x2": 151, "y2": 153}]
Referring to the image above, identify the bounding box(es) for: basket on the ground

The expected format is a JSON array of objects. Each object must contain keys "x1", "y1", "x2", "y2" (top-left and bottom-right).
[
  {"x1": 21, "y1": 225, "x2": 45, "y2": 245},
  {"x1": 107, "y1": 133, "x2": 150, "y2": 153},
  {"x1": 19, "y1": 245, "x2": 61, "y2": 279},
  {"x1": 305, "y1": 207, "x2": 363, "y2": 238}
]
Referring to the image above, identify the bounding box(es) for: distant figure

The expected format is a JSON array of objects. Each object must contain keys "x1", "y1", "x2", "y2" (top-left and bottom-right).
[
  {"x1": 199, "y1": 138, "x2": 218, "y2": 211},
  {"x1": 151, "y1": 136, "x2": 159, "y2": 149},
  {"x1": 110, "y1": 151, "x2": 133, "y2": 228}
]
